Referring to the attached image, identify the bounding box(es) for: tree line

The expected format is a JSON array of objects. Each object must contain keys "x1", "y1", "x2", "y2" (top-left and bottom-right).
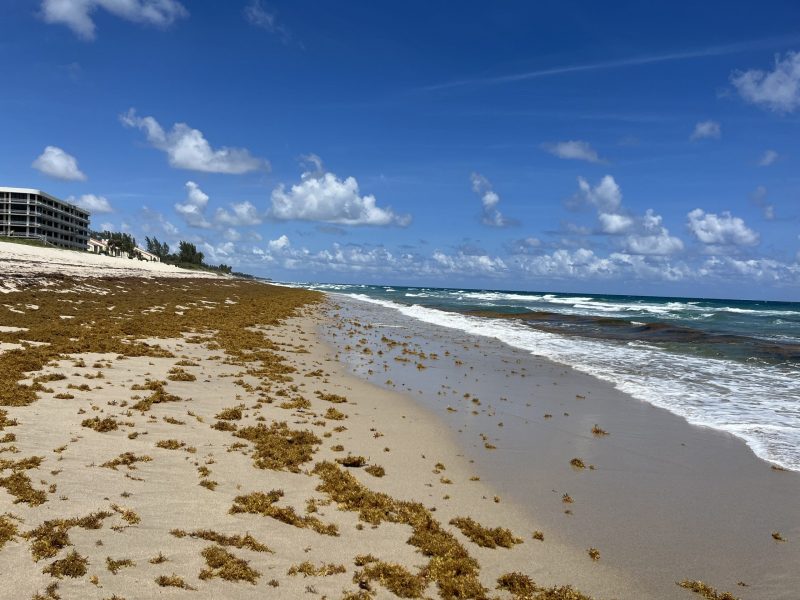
[{"x1": 90, "y1": 231, "x2": 232, "y2": 274}]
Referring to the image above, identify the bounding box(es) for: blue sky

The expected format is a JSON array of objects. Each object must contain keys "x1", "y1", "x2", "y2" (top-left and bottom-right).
[{"x1": 2, "y1": 1, "x2": 800, "y2": 300}]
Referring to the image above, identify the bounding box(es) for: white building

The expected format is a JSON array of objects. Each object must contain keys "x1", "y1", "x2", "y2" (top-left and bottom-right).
[{"x1": 0, "y1": 187, "x2": 89, "y2": 250}]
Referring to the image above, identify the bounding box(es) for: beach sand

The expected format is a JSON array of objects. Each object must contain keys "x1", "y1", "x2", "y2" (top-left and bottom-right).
[
  {"x1": 0, "y1": 245, "x2": 796, "y2": 599},
  {"x1": 0, "y1": 268, "x2": 606, "y2": 600}
]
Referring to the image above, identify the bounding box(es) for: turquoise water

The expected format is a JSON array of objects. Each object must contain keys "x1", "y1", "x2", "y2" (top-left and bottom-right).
[{"x1": 288, "y1": 282, "x2": 800, "y2": 471}]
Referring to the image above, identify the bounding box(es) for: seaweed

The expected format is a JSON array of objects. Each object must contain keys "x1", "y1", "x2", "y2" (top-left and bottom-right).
[
  {"x1": 198, "y1": 545, "x2": 260, "y2": 584},
  {"x1": 288, "y1": 561, "x2": 347, "y2": 577},
  {"x1": 155, "y1": 574, "x2": 194, "y2": 589},
  {"x1": 677, "y1": 580, "x2": 739, "y2": 600},
  {"x1": 100, "y1": 452, "x2": 152, "y2": 471},
  {"x1": 234, "y1": 421, "x2": 320, "y2": 472},
  {"x1": 448, "y1": 517, "x2": 522, "y2": 549},
  {"x1": 230, "y1": 490, "x2": 339, "y2": 536},
  {"x1": 170, "y1": 529, "x2": 271, "y2": 552},
  {"x1": 43, "y1": 549, "x2": 88, "y2": 578},
  {"x1": 356, "y1": 561, "x2": 425, "y2": 598},
  {"x1": 81, "y1": 417, "x2": 118, "y2": 433},
  {"x1": 106, "y1": 556, "x2": 135, "y2": 574}
]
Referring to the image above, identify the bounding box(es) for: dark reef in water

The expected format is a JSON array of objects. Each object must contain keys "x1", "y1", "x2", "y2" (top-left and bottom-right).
[{"x1": 463, "y1": 309, "x2": 800, "y2": 363}]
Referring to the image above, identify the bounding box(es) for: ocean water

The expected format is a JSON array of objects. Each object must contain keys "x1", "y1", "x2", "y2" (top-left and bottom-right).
[{"x1": 289, "y1": 282, "x2": 800, "y2": 471}]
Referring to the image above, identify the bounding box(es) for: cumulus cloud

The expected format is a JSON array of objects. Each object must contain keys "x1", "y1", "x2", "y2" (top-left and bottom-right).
[
  {"x1": 690, "y1": 120, "x2": 721, "y2": 140},
  {"x1": 573, "y1": 176, "x2": 683, "y2": 254},
  {"x1": 68, "y1": 193, "x2": 112, "y2": 213},
  {"x1": 470, "y1": 172, "x2": 512, "y2": 227},
  {"x1": 543, "y1": 140, "x2": 604, "y2": 163},
  {"x1": 173, "y1": 181, "x2": 263, "y2": 230},
  {"x1": 623, "y1": 210, "x2": 684, "y2": 255},
  {"x1": 758, "y1": 149, "x2": 779, "y2": 166},
  {"x1": 31, "y1": 146, "x2": 87, "y2": 181},
  {"x1": 121, "y1": 109, "x2": 268, "y2": 174},
  {"x1": 214, "y1": 202, "x2": 262, "y2": 227},
  {"x1": 731, "y1": 51, "x2": 800, "y2": 113},
  {"x1": 432, "y1": 251, "x2": 507, "y2": 275},
  {"x1": 687, "y1": 209, "x2": 759, "y2": 248},
  {"x1": 40, "y1": 0, "x2": 188, "y2": 41},
  {"x1": 576, "y1": 175, "x2": 622, "y2": 213},
  {"x1": 269, "y1": 157, "x2": 410, "y2": 226},
  {"x1": 598, "y1": 212, "x2": 633, "y2": 234},
  {"x1": 174, "y1": 181, "x2": 211, "y2": 228}
]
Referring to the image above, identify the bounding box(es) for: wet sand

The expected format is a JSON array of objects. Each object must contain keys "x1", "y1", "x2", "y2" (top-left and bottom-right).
[{"x1": 323, "y1": 294, "x2": 800, "y2": 600}]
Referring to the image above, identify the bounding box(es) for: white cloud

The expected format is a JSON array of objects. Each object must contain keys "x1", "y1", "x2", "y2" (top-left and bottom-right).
[
  {"x1": 40, "y1": 0, "x2": 188, "y2": 41},
  {"x1": 432, "y1": 251, "x2": 507, "y2": 275},
  {"x1": 758, "y1": 149, "x2": 779, "y2": 166},
  {"x1": 470, "y1": 172, "x2": 511, "y2": 227},
  {"x1": 623, "y1": 209, "x2": 684, "y2": 255},
  {"x1": 243, "y1": 0, "x2": 290, "y2": 42},
  {"x1": 576, "y1": 175, "x2": 622, "y2": 213},
  {"x1": 68, "y1": 193, "x2": 112, "y2": 213},
  {"x1": 687, "y1": 209, "x2": 759, "y2": 247},
  {"x1": 214, "y1": 202, "x2": 262, "y2": 227},
  {"x1": 690, "y1": 120, "x2": 721, "y2": 140},
  {"x1": 174, "y1": 181, "x2": 211, "y2": 228},
  {"x1": 598, "y1": 212, "x2": 633, "y2": 234},
  {"x1": 174, "y1": 181, "x2": 264, "y2": 231},
  {"x1": 268, "y1": 235, "x2": 290, "y2": 253},
  {"x1": 31, "y1": 146, "x2": 87, "y2": 181},
  {"x1": 731, "y1": 51, "x2": 800, "y2": 113},
  {"x1": 544, "y1": 140, "x2": 604, "y2": 163},
  {"x1": 270, "y1": 158, "x2": 410, "y2": 226},
  {"x1": 121, "y1": 109, "x2": 268, "y2": 174}
]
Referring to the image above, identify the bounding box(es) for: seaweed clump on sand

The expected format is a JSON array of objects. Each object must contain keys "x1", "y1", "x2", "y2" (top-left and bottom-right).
[
  {"x1": 100, "y1": 452, "x2": 152, "y2": 471},
  {"x1": 199, "y1": 545, "x2": 260, "y2": 584},
  {"x1": 0, "y1": 514, "x2": 19, "y2": 549},
  {"x1": 0, "y1": 277, "x2": 319, "y2": 417},
  {"x1": 497, "y1": 573, "x2": 595, "y2": 600},
  {"x1": 155, "y1": 574, "x2": 195, "y2": 589},
  {"x1": 356, "y1": 561, "x2": 427, "y2": 598},
  {"x1": 0, "y1": 456, "x2": 47, "y2": 506},
  {"x1": 42, "y1": 549, "x2": 88, "y2": 578},
  {"x1": 312, "y1": 461, "x2": 489, "y2": 599},
  {"x1": 170, "y1": 529, "x2": 271, "y2": 552},
  {"x1": 24, "y1": 511, "x2": 113, "y2": 561},
  {"x1": 234, "y1": 422, "x2": 320, "y2": 472},
  {"x1": 288, "y1": 561, "x2": 347, "y2": 577},
  {"x1": 448, "y1": 516, "x2": 523, "y2": 549},
  {"x1": 677, "y1": 580, "x2": 739, "y2": 600},
  {"x1": 230, "y1": 490, "x2": 339, "y2": 536},
  {"x1": 81, "y1": 417, "x2": 119, "y2": 433}
]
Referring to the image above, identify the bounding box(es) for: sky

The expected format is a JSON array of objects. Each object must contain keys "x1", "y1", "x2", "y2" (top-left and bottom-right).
[{"x1": 2, "y1": 0, "x2": 800, "y2": 300}]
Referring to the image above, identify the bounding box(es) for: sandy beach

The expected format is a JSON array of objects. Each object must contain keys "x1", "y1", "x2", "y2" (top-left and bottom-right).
[{"x1": 0, "y1": 247, "x2": 797, "y2": 600}]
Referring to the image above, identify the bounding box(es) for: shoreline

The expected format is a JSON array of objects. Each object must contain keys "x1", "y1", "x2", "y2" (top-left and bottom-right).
[
  {"x1": 323, "y1": 293, "x2": 800, "y2": 599},
  {"x1": 1, "y1": 273, "x2": 611, "y2": 599}
]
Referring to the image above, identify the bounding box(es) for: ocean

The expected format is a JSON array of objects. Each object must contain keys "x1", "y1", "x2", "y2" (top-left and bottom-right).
[{"x1": 288, "y1": 282, "x2": 800, "y2": 472}]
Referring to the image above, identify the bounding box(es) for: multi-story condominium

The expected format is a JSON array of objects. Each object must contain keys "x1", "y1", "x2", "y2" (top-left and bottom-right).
[{"x1": 0, "y1": 187, "x2": 90, "y2": 250}]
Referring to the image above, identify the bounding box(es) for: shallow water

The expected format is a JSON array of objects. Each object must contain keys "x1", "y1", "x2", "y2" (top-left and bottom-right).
[{"x1": 292, "y1": 282, "x2": 800, "y2": 471}]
